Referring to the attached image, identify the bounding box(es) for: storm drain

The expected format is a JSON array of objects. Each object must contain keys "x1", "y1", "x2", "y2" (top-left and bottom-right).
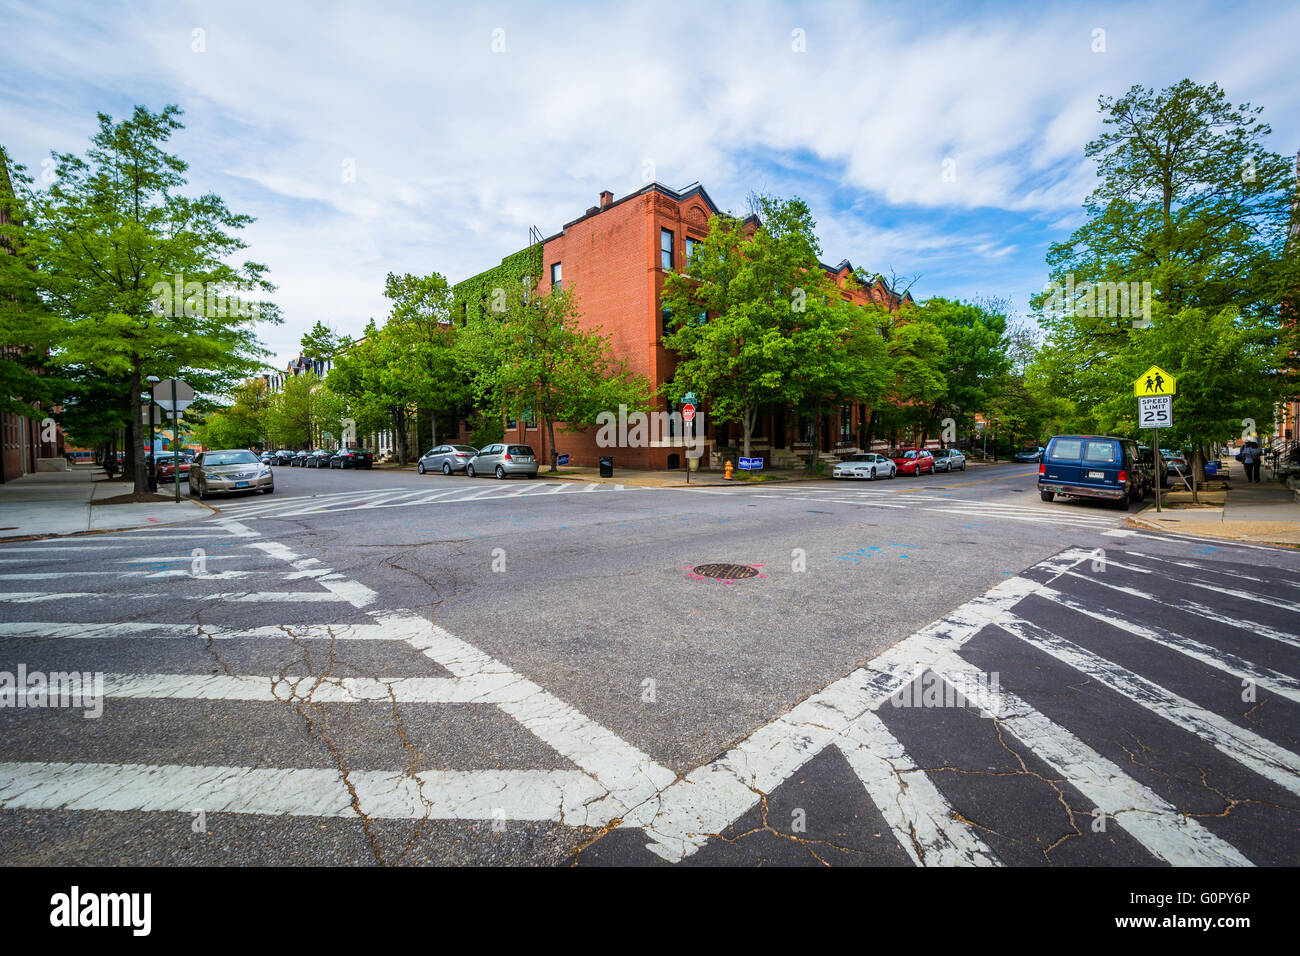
[{"x1": 691, "y1": 563, "x2": 760, "y2": 580}]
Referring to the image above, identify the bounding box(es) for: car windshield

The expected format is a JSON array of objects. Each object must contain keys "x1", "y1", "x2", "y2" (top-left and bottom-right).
[
  {"x1": 903, "y1": 450, "x2": 918, "y2": 458},
  {"x1": 849, "y1": 454, "x2": 872, "y2": 461},
  {"x1": 205, "y1": 451, "x2": 258, "y2": 466}
]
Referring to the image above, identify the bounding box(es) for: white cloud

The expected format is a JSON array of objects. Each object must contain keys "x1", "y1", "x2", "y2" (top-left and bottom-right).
[{"x1": 1, "y1": 0, "x2": 1296, "y2": 371}]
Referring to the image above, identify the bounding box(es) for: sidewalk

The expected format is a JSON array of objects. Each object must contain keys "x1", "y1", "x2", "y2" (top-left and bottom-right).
[
  {"x1": 1129, "y1": 457, "x2": 1300, "y2": 546},
  {"x1": 0, "y1": 466, "x2": 211, "y2": 540},
  {"x1": 380, "y1": 454, "x2": 1009, "y2": 488}
]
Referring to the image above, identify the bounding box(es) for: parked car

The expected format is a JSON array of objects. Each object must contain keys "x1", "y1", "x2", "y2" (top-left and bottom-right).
[
  {"x1": 259, "y1": 451, "x2": 276, "y2": 466},
  {"x1": 1038, "y1": 435, "x2": 1151, "y2": 508},
  {"x1": 931, "y1": 448, "x2": 967, "y2": 473},
  {"x1": 418, "y1": 444, "x2": 479, "y2": 475},
  {"x1": 465, "y1": 443, "x2": 539, "y2": 479},
  {"x1": 273, "y1": 450, "x2": 295, "y2": 466},
  {"x1": 305, "y1": 449, "x2": 333, "y2": 468},
  {"x1": 891, "y1": 448, "x2": 935, "y2": 476},
  {"x1": 188, "y1": 449, "x2": 273, "y2": 499},
  {"x1": 329, "y1": 447, "x2": 375, "y2": 469},
  {"x1": 154, "y1": 456, "x2": 191, "y2": 480},
  {"x1": 832, "y1": 453, "x2": 895, "y2": 480},
  {"x1": 1013, "y1": 446, "x2": 1045, "y2": 463}
]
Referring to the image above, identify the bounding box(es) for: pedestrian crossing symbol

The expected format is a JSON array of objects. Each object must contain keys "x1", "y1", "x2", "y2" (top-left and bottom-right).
[{"x1": 1134, "y1": 365, "x2": 1176, "y2": 397}]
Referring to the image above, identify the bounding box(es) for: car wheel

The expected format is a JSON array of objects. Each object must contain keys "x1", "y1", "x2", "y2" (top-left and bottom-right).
[
  {"x1": 418, "y1": 462, "x2": 426, "y2": 474},
  {"x1": 869, "y1": 468, "x2": 876, "y2": 480},
  {"x1": 526, "y1": 473, "x2": 536, "y2": 479},
  {"x1": 495, "y1": 465, "x2": 506, "y2": 479},
  {"x1": 1040, "y1": 490, "x2": 1054, "y2": 502},
  {"x1": 262, "y1": 486, "x2": 274, "y2": 495},
  {"x1": 466, "y1": 464, "x2": 476, "y2": 478},
  {"x1": 442, "y1": 462, "x2": 452, "y2": 475},
  {"x1": 195, "y1": 481, "x2": 205, "y2": 501}
]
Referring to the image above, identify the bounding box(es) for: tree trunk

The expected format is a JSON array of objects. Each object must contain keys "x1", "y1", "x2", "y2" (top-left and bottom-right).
[
  {"x1": 546, "y1": 416, "x2": 558, "y2": 472},
  {"x1": 741, "y1": 404, "x2": 755, "y2": 460}
]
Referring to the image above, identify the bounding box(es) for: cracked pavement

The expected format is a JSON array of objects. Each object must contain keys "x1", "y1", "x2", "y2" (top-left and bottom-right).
[{"x1": 0, "y1": 463, "x2": 1296, "y2": 865}]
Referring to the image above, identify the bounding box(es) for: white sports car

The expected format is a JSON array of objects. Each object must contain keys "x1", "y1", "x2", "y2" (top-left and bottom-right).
[{"x1": 832, "y1": 453, "x2": 896, "y2": 480}]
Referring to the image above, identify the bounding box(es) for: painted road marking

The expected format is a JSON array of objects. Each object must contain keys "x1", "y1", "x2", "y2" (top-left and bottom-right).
[{"x1": 993, "y1": 612, "x2": 1300, "y2": 797}]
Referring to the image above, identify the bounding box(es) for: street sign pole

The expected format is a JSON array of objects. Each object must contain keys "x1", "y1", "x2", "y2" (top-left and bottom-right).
[
  {"x1": 1153, "y1": 424, "x2": 1161, "y2": 513},
  {"x1": 172, "y1": 380, "x2": 180, "y2": 503}
]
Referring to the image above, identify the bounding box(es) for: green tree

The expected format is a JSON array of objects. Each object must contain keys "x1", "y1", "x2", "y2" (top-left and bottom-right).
[
  {"x1": 467, "y1": 282, "x2": 652, "y2": 472},
  {"x1": 192, "y1": 378, "x2": 272, "y2": 449},
  {"x1": 4, "y1": 106, "x2": 277, "y2": 491},
  {"x1": 914, "y1": 297, "x2": 1010, "y2": 443},
  {"x1": 1032, "y1": 80, "x2": 1299, "y2": 487},
  {"x1": 662, "y1": 196, "x2": 831, "y2": 460}
]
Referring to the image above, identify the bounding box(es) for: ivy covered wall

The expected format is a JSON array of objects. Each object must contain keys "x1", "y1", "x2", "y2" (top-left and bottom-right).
[{"x1": 451, "y1": 243, "x2": 543, "y2": 324}]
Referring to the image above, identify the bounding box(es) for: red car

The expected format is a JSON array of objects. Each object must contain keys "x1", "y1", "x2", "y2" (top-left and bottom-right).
[
  {"x1": 155, "y1": 456, "x2": 192, "y2": 479},
  {"x1": 891, "y1": 448, "x2": 935, "y2": 476}
]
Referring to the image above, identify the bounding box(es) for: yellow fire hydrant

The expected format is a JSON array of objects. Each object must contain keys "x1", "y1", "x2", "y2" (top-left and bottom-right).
[{"x1": 724, "y1": 460, "x2": 734, "y2": 480}]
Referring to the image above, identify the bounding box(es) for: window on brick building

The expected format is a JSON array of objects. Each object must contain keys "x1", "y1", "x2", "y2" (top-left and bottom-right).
[
  {"x1": 660, "y1": 229, "x2": 674, "y2": 271},
  {"x1": 685, "y1": 236, "x2": 700, "y2": 267},
  {"x1": 523, "y1": 407, "x2": 537, "y2": 429},
  {"x1": 662, "y1": 308, "x2": 674, "y2": 337},
  {"x1": 550, "y1": 262, "x2": 561, "y2": 292},
  {"x1": 841, "y1": 404, "x2": 853, "y2": 442}
]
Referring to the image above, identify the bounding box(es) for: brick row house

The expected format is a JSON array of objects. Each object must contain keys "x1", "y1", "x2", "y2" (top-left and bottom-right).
[{"x1": 451, "y1": 181, "x2": 920, "y2": 470}]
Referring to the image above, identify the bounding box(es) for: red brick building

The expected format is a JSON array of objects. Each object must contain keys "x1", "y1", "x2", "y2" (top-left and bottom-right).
[{"x1": 455, "y1": 182, "x2": 913, "y2": 470}]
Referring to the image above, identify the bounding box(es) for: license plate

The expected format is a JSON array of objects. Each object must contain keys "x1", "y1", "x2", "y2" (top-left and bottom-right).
[
  {"x1": 1087, "y1": 471, "x2": 1104, "y2": 480},
  {"x1": 235, "y1": 481, "x2": 249, "y2": 488}
]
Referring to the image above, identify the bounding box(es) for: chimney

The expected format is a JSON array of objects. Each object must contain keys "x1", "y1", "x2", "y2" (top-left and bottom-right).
[{"x1": 599, "y1": 189, "x2": 613, "y2": 208}]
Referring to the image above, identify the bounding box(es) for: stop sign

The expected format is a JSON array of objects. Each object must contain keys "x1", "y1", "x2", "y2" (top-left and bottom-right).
[{"x1": 682, "y1": 403, "x2": 696, "y2": 422}]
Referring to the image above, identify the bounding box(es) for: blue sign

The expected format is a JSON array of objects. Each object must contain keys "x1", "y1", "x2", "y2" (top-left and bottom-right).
[
  {"x1": 738, "y1": 457, "x2": 763, "y2": 470},
  {"x1": 557, "y1": 454, "x2": 570, "y2": 466}
]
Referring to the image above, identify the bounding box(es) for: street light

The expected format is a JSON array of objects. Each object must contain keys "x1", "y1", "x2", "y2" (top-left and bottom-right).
[{"x1": 145, "y1": 376, "x2": 160, "y2": 492}]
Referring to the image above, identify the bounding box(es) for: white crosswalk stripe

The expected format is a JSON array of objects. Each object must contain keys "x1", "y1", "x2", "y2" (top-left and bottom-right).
[{"x1": 207, "y1": 481, "x2": 626, "y2": 520}]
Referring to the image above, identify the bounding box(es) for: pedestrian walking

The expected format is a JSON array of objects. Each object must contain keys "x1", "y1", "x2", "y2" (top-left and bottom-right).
[{"x1": 1238, "y1": 441, "x2": 1262, "y2": 483}]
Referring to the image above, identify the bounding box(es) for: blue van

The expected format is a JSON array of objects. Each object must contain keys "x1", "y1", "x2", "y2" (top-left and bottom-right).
[{"x1": 1038, "y1": 435, "x2": 1152, "y2": 509}]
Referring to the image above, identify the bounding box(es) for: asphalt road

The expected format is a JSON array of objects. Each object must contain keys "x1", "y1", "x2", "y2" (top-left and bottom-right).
[{"x1": 1, "y1": 461, "x2": 1296, "y2": 866}]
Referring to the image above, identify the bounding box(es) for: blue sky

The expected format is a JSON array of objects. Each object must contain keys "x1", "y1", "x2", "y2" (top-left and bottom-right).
[{"x1": 2, "y1": 0, "x2": 1297, "y2": 371}]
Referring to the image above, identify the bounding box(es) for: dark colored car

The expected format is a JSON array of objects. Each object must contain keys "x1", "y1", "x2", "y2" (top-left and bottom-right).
[
  {"x1": 1013, "y1": 446, "x2": 1045, "y2": 463},
  {"x1": 891, "y1": 448, "x2": 935, "y2": 476},
  {"x1": 273, "y1": 450, "x2": 295, "y2": 466},
  {"x1": 259, "y1": 451, "x2": 276, "y2": 466},
  {"x1": 305, "y1": 449, "x2": 333, "y2": 468},
  {"x1": 330, "y1": 447, "x2": 374, "y2": 469},
  {"x1": 1038, "y1": 435, "x2": 1152, "y2": 508}
]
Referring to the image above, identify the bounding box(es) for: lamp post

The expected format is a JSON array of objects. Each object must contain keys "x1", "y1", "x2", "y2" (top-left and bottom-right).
[
  {"x1": 145, "y1": 375, "x2": 160, "y2": 492},
  {"x1": 991, "y1": 418, "x2": 1000, "y2": 462}
]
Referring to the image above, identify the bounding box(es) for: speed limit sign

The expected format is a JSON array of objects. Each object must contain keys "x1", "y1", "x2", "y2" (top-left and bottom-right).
[{"x1": 1138, "y1": 395, "x2": 1172, "y2": 429}]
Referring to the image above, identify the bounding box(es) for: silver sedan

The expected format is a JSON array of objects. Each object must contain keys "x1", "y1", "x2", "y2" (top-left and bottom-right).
[
  {"x1": 417, "y1": 444, "x2": 479, "y2": 475},
  {"x1": 188, "y1": 449, "x2": 273, "y2": 499},
  {"x1": 932, "y1": 448, "x2": 967, "y2": 472}
]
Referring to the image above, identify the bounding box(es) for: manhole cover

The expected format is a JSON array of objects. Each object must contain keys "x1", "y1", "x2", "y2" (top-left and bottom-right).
[{"x1": 691, "y1": 563, "x2": 760, "y2": 580}]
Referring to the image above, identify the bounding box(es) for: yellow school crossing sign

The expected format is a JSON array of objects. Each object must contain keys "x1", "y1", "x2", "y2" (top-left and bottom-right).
[{"x1": 1134, "y1": 365, "x2": 1176, "y2": 397}]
